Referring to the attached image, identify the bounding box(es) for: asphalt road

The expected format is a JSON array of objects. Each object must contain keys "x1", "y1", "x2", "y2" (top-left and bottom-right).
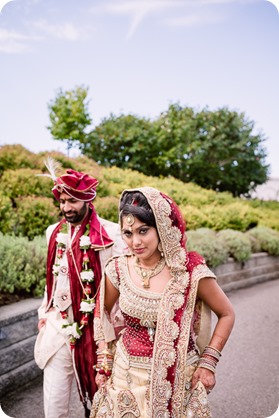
[
  {"x1": 1, "y1": 279, "x2": 279, "y2": 418},
  {"x1": 209, "y1": 279, "x2": 279, "y2": 418}
]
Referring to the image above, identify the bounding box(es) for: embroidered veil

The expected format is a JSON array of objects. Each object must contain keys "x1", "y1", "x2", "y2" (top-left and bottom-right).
[{"x1": 96, "y1": 187, "x2": 215, "y2": 417}]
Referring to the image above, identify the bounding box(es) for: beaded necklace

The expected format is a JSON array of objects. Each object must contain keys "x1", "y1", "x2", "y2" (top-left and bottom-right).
[{"x1": 133, "y1": 256, "x2": 166, "y2": 288}]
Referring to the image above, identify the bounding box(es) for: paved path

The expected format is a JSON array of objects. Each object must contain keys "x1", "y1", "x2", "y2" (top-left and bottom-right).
[
  {"x1": 209, "y1": 279, "x2": 279, "y2": 418},
  {"x1": 1, "y1": 280, "x2": 279, "y2": 418}
]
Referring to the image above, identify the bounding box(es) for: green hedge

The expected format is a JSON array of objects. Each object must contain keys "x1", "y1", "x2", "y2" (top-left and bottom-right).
[
  {"x1": 0, "y1": 146, "x2": 279, "y2": 238},
  {"x1": 0, "y1": 145, "x2": 279, "y2": 303},
  {"x1": 0, "y1": 234, "x2": 47, "y2": 303},
  {"x1": 217, "y1": 229, "x2": 252, "y2": 262},
  {"x1": 246, "y1": 226, "x2": 279, "y2": 256},
  {"x1": 1, "y1": 225, "x2": 279, "y2": 304},
  {"x1": 187, "y1": 226, "x2": 279, "y2": 267},
  {"x1": 187, "y1": 228, "x2": 229, "y2": 267}
]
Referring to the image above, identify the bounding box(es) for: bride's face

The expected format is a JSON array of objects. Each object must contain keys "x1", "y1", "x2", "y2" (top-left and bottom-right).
[{"x1": 121, "y1": 216, "x2": 160, "y2": 263}]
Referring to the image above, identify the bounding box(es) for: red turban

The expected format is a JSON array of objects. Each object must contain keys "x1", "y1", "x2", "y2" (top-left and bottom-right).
[{"x1": 52, "y1": 169, "x2": 98, "y2": 202}]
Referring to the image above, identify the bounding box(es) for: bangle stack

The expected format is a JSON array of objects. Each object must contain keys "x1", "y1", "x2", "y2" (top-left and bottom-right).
[
  {"x1": 94, "y1": 347, "x2": 114, "y2": 377},
  {"x1": 198, "y1": 345, "x2": 222, "y2": 374}
]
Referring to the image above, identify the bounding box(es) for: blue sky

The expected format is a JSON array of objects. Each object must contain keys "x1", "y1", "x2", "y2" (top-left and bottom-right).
[{"x1": 1, "y1": 0, "x2": 278, "y2": 177}]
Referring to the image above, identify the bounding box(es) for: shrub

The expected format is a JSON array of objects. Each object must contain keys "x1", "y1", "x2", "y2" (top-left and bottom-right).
[
  {"x1": 0, "y1": 168, "x2": 53, "y2": 198},
  {"x1": 14, "y1": 196, "x2": 59, "y2": 239},
  {"x1": 168, "y1": 182, "x2": 234, "y2": 207},
  {"x1": 246, "y1": 226, "x2": 279, "y2": 256},
  {"x1": 257, "y1": 208, "x2": 279, "y2": 231},
  {"x1": 203, "y1": 202, "x2": 259, "y2": 231},
  {"x1": 246, "y1": 200, "x2": 279, "y2": 231},
  {"x1": 0, "y1": 234, "x2": 47, "y2": 301},
  {"x1": 93, "y1": 196, "x2": 120, "y2": 223},
  {"x1": 0, "y1": 145, "x2": 278, "y2": 239},
  {"x1": 101, "y1": 166, "x2": 156, "y2": 196},
  {"x1": 217, "y1": 229, "x2": 252, "y2": 262},
  {"x1": 186, "y1": 228, "x2": 229, "y2": 267},
  {"x1": 180, "y1": 205, "x2": 209, "y2": 230},
  {"x1": 0, "y1": 192, "x2": 17, "y2": 234},
  {"x1": 0, "y1": 144, "x2": 40, "y2": 175}
]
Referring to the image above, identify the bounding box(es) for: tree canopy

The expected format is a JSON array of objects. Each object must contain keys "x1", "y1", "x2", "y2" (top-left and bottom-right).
[
  {"x1": 47, "y1": 86, "x2": 269, "y2": 196},
  {"x1": 47, "y1": 85, "x2": 92, "y2": 153},
  {"x1": 82, "y1": 114, "x2": 160, "y2": 174},
  {"x1": 150, "y1": 104, "x2": 269, "y2": 196}
]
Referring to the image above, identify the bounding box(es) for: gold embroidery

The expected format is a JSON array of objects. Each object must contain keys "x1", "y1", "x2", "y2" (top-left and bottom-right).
[
  {"x1": 192, "y1": 264, "x2": 216, "y2": 282},
  {"x1": 172, "y1": 275, "x2": 199, "y2": 417},
  {"x1": 90, "y1": 388, "x2": 114, "y2": 418},
  {"x1": 106, "y1": 256, "x2": 161, "y2": 324},
  {"x1": 118, "y1": 188, "x2": 189, "y2": 417},
  {"x1": 118, "y1": 339, "x2": 152, "y2": 370},
  {"x1": 117, "y1": 390, "x2": 141, "y2": 417},
  {"x1": 106, "y1": 261, "x2": 120, "y2": 290},
  {"x1": 183, "y1": 381, "x2": 211, "y2": 418},
  {"x1": 94, "y1": 317, "x2": 105, "y2": 342}
]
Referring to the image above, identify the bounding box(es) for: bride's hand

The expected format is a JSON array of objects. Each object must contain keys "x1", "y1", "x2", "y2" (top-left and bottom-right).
[
  {"x1": 95, "y1": 371, "x2": 108, "y2": 390},
  {"x1": 191, "y1": 367, "x2": 216, "y2": 394}
]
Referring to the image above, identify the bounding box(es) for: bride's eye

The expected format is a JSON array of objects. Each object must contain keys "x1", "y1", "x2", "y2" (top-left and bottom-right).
[
  {"x1": 139, "y1": 227, "x2": 149, "y2": 234},
  {"x1": 122, "y1": 230, "x2": 132, "y2": 238}
]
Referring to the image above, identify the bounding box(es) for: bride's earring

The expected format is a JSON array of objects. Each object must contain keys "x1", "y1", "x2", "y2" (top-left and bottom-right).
[{"x1": 158, "y1": 242, "x2": 164, "y2": 257}]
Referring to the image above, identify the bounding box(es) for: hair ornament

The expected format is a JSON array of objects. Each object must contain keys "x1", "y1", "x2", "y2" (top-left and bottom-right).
[{"x1": 125, "y1": 214, "x2": 135, "y2": 226}]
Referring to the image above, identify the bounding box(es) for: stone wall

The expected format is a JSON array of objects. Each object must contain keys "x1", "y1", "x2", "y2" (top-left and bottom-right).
[
  {"x1": 0, "y1": 298, "x2": 42, "y2": 397},
  {"x1": 213, "y1": 252, "x2": 279, "y2": 291},
  {"x1": 0, "y1": 252, "x2": 278, "y2": 398}
]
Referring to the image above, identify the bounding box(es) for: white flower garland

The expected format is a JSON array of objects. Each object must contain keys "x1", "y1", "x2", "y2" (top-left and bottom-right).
[{"x1": 54, "y1": 224, "x2": 96, "y2": 348}]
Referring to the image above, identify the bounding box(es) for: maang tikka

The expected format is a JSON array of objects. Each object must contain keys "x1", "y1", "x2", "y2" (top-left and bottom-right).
[{"x1": 124, "y1": 213, "x2": 135, "y2": 231}]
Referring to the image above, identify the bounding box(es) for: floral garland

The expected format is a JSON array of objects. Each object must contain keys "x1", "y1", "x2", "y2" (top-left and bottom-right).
[{"x1": 53, "y1": 223, "x2": 96, "y2": 349}]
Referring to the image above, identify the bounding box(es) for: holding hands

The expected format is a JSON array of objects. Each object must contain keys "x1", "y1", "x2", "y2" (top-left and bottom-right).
[{"x1": 94, "y1": 341, "x2": 113, "y2": 390}]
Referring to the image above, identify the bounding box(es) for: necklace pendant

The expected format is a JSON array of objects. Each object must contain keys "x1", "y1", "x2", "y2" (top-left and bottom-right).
[
  {"x1": 142, "y1": 277, "x2": 150, "y2": 288},
  {"x1": 134, "y1": 256, "x2": 166, "y2": 289}
]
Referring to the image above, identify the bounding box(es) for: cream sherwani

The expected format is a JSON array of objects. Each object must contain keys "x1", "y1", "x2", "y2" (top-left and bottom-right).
[{"x1": 34, "y1": 217, "x2": 126, "y2": 418}]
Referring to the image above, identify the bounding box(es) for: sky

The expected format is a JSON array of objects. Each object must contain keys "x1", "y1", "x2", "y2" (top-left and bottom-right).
[{"x1": 0, "y1": 0, "x2": 279, "y2": 178}]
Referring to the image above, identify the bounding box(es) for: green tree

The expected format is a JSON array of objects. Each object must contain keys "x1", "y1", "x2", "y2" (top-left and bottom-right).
[
  {"x1": 47, "y1": 85, "x2": 92, "y2": 154},
  {"x1": 153, "y1": 104, "x2": 269, "y2": 196},
  {"x1": 152, "y1": 104, "x2": 197, "y2": 178},
  {"x1": 81, "y1": 114, "x2": 159, "y2": 174},
  {"x1": 46, "y1": 86, "x2": 269, "y2": 196},
  {"x1": 82, "y1": 103, "x2": 269, "y2": 196}
]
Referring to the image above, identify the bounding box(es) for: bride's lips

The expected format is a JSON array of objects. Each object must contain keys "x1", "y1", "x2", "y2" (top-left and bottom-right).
[{"x1": 133, "y1": 248, "x2": 145, "y2": 254}]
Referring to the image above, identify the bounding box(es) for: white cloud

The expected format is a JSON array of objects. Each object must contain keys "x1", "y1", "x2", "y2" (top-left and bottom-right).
[
  {"x1": 91, "y1": 0, "x2": 184, "y2": 39},
  {"x1": 167, "y1": 13, "x2": 224, "y2": 27},
  {"x1": 0, "y1": 28, "x2": 38, "y2": 53},
  {"x1": 90, "y1": 0, "x2": 260, "y2": 38},
  {"x1": 0, "y1": 11, "x2": 90, "y2": 54},
  {"x1": 31, "y1": 20, "x2": 86, "y2": 41}
]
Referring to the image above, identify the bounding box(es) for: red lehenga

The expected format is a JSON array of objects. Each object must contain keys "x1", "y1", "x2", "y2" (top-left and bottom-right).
[{"x1": 91, "y1": 187, "x2": 216, "y2": 418}]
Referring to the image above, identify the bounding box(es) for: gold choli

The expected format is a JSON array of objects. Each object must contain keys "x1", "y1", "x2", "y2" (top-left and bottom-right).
[{"x1": 106, "y1": 255, "x2": 161, "y2": 325}]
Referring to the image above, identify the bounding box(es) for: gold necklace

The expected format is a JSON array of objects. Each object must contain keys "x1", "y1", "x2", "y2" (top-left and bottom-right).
[{"x1": 134, "y1": 256, "x2": 166, "y2": 288}]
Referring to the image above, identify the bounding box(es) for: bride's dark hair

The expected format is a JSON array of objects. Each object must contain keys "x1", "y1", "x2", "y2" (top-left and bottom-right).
[{"x1": 119, "y1": 191, "x2": 156, "y2": 228}]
